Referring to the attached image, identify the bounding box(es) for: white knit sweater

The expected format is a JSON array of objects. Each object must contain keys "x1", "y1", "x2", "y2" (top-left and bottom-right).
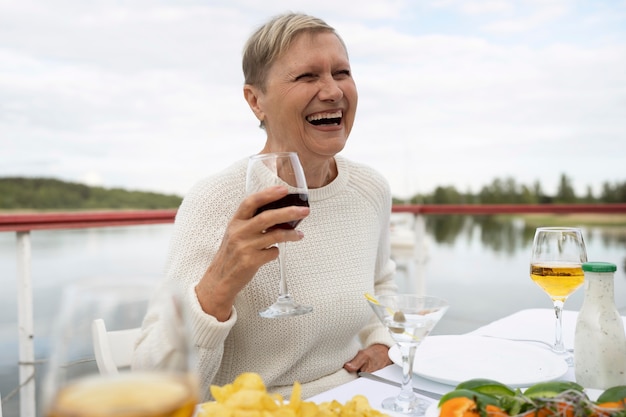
[{"x1": 134, "y1": 155, "x2": 397, "y2": 401}]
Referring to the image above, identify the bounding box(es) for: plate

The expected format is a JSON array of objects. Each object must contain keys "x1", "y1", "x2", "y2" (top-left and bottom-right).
[
  {"x1": 425, "y1": 402, "x2": 439, "y2": 417},
  {"x1": 388, "y1": 335, "x2": 568, "y2": 387}
]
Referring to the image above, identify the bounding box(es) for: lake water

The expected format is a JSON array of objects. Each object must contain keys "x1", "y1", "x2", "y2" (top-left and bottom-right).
[{"x1": 1, "y1": 216, "x2": 625, "y2": 416}]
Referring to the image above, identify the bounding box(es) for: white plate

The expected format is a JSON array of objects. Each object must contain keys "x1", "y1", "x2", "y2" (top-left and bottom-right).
[
  {"x1": 425, "y1": 403, "x2": 439, "y2": 417},
  {"x1": 388, "y1": 335, "x2": 568, "y2": 387}
]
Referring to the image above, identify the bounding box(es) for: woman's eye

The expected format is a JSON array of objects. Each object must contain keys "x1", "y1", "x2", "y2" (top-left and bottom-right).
[
  {"x1": 295, "y1": 73, "x2": 316, "y2": 81},
  {"x1": 334, "y1": 70, "x2": 351, "y2": 79}
]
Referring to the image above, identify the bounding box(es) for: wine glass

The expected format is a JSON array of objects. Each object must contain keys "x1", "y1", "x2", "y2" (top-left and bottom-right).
[
  {"x1": 530, "y1": 227, "x2": 587, "y2": 364},
  {"x1": 41, "y1": 279, "x2": 199, "y2": 417},
  {"x1": 246, "y1": 152, "x2": 312, "y2": 318},
  {"x1": 366, "y1": 294, "x2": 449, "y2": 416}
]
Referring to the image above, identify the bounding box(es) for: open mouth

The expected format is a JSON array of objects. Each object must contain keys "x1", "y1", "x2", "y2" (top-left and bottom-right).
[{"x1": 306, "y1": 110, "x2": 342, "y2": 126}]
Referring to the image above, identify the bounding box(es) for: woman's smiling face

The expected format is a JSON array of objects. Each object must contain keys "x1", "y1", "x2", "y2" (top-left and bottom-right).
[{"x1": 246, "y1": 30, "x2": 358, "y2": 161}]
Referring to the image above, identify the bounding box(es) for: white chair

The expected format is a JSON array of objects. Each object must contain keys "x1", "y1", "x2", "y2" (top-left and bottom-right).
[{"x1": 91, "y1": 318, "x2": 142, "y2": 375}]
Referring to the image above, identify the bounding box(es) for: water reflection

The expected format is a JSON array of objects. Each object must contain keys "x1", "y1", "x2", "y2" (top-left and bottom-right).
[
  {"x1": 424, "y1": 215, "x2": 534, "y2": 255},
  {"x1": 420, "y1": 215, "x2": 626, "y2": 273},
  {"x1": 0, "y1": 217, "x2": 624, "y2": 417},
  {"x1": 476, "y1": 216, "x2": 530, "y2": 254},
  {"x1": 390, "y1": 214, "x2": 626, "y2": 336},
  {"x1": 426, "y1": 216, "x2": 463, "y2": 245}
]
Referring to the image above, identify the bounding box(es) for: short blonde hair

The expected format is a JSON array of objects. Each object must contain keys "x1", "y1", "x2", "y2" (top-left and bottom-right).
[{"x1": 242, "y1": 12, "x2": 347, "y2": 91}]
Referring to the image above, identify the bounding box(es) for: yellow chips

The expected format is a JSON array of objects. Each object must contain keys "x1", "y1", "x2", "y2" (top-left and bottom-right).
[{"x1": 198, "y1": 372, "x2": 389, "y2": 417}]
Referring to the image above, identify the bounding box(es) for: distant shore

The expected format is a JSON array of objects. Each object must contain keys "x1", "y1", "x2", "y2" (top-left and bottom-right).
[{"x1": 513, "y1": 213, "x2": 626, "y2": 228}]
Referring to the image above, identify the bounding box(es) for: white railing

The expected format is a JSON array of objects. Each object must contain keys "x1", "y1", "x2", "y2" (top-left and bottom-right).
[{"x1": 0, "y1": 211, "x2": 176, "y2": 417}]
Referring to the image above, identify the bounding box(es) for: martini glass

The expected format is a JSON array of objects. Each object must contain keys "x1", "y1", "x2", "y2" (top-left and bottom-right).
[{"x1": 366, "y1": 294, "x2": 449, "y2": 416}]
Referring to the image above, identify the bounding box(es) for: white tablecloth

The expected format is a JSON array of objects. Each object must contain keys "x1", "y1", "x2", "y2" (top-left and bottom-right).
[{"x1": 308, "y1": 308, "x2": 626, "y2": 416}]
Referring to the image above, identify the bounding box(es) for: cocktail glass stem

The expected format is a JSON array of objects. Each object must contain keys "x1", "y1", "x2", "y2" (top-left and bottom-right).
[
  {"x1": 552, "y1": 300, "x2": 573, "y2": 366},
  {"x1": 382, "y1": 343, "x2": 427, "y2": 415},
  {"x1": 400, "y1": 343, "x2": 417, "y2": 397}
]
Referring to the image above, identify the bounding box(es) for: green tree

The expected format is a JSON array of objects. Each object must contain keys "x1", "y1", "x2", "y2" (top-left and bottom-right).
[
  {"x1": 583, "y1": 186, "x2": 595, "y2": 203},
  {"x1": 432, "y1": 186, "x2": 463, "y2": 204},
  {"x1": 519, "y1": 185, "x2": 537, "y2": 204},
  {"x1": 600, "y1": 181, "x2": 626, "y2": 203},
  {"x1": 0, "y1": 177, "x2": 183, "y2": 210},
  {"x1": 554, "y1": 173, "x2": 576, "y2": 203}
]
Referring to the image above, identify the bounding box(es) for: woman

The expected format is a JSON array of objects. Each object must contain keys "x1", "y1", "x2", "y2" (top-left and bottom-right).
[{"x1": 134, "y1": 12, "x2": 397, "y2": 400}]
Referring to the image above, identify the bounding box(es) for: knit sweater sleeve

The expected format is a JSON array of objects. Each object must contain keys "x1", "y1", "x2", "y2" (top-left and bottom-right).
[
  {"x1": 132, "y1": 160, "x2": 246, "y2": 392},
  {"x1": 345, "y1": 160, "x2": 398, "y2": 349}
]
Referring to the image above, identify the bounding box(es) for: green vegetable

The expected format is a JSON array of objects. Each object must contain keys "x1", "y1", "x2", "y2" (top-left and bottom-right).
[
  {"x1": 437, "y1": 388, "x2": 500, "y2": 408},
  {"x1": 522, "y1": 381, "x2": 585, "y2": 399},
  {"x1": 455, "y1": 378, "x2": 517, "y2": 397},
  {"x1": 596, "y1": 385, "x2": 626, "y2": 404}
]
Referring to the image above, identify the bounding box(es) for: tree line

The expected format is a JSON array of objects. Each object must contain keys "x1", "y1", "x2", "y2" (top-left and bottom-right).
[
  {"x1": 395, "y1": 173, "x2": 626, "y2": 205},
  {"x1": 0, "y1": 177, "x2": 183, "y2": 210},
  {"x1": 1, "y1": 174, "x2": 624, "y2": 211}
]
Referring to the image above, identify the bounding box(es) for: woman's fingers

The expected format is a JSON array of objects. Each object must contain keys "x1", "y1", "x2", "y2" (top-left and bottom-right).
[
  {"x1": 237, "y1": 185, "x2": 288, "y2": 219},
  {"x1": 343, "y1": 344, "x2": 392, "y2": 373},
  {"x1": 238, "y1": 186, "x2": 310, "y2": 242},
  {"x1": 196, "y1": 186, "x2": 310, "y2": 318}
]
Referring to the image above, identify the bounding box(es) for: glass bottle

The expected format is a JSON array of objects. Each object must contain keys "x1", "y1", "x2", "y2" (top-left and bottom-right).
[{"x1": 574, "y1": 262, "x2": 626, "y2": 389}]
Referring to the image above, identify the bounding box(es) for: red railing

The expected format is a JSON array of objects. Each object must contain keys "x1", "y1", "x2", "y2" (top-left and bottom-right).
[
  {"x1": 1, "y1": 204, "x2": 625, "y2": 232},
  {"x1": 392, "y1": 203, "x2": 626, "y2": 215},
  {"x1": 0, "y1": 210, "x2": 178, "y2": 232}
]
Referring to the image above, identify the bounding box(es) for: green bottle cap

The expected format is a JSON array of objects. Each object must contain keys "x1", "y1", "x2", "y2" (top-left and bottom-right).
[{"x1": 582, "y1": 262, "x2": 617, "y2": 273}]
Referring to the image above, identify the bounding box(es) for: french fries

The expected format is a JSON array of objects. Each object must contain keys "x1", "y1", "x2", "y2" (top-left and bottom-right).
[{"x1": 198, "y1": 372, "x2": 389, "y2": 417}]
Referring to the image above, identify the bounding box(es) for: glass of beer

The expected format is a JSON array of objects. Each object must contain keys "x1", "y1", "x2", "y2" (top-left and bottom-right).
[
  {"x1": 530, "y1": 227, "x2": 587, "y2": 365},
  {"x1": 42, "y1": 279, "x2": 199, "y2": 417}
]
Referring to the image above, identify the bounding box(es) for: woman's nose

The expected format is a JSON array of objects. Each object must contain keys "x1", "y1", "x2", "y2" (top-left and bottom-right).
[{"x1": 317, "y1": 76, "x2": 343, "y2": 102}]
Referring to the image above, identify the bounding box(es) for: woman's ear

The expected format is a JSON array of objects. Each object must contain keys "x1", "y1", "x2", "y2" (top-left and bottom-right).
[{"x1": 243, "y1": 84, "x2": 265, "y2": 124}]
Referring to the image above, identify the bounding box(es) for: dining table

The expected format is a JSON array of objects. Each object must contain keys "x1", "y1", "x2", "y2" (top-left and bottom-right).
[{"x1": 307, "y1": 308, "x2": 626, "y2": 416}]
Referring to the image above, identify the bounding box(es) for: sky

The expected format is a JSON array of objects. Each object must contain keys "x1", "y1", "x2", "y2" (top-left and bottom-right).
[{"x1": 1, "y1": 0, "x2": 625, "y2": 200}]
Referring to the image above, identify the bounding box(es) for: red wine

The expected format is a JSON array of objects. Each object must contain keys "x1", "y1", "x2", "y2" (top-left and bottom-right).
[{"x1": 255, "y1": 193, "x2": 309, "y2": 230}]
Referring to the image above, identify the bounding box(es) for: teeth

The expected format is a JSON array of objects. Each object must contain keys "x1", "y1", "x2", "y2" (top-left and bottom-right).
[{"x1": 306, "y1": 110, "x2": 342, "y2": 122}]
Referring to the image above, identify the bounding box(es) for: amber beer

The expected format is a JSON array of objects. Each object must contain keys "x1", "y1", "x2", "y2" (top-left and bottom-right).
[
  {"x1": 47, "y1": 373, "x2": 198, "y2": 417},
  {"x1": 530, "y1": 263, "x2": 584, "y2": 302}
]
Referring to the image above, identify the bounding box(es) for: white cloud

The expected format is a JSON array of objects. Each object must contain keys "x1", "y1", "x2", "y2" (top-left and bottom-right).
[{"x1": 1, "y1": 0, "x2": 625, "y2": 200}]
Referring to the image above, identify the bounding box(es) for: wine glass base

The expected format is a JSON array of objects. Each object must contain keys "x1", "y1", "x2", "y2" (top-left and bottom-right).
[
  {"x1": 381, "y1": 394, "x2": 430, "y2": 416},
  {"x1": 258, "y1": 301, "x2": 313, "y2": 318}
]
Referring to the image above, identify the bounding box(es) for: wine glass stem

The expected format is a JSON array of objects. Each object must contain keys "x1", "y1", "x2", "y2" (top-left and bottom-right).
[
  {"x1": 277, "y1": 242, "x2": 290, "y2": 299},
  {"x1": 400, "y1": 343, "x2": 418, "y2": 399},
  {"x1": 552, "y1": 300, "x2": 565, "y2": 353}
]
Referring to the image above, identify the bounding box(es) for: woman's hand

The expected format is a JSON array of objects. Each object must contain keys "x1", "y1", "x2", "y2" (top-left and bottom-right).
[
  {"x1": 343, "y1": 344, "x2": 393, "y2": 374},
  {"x1": 195, "y1": 185, "x2": 310, "y2": 321}
]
